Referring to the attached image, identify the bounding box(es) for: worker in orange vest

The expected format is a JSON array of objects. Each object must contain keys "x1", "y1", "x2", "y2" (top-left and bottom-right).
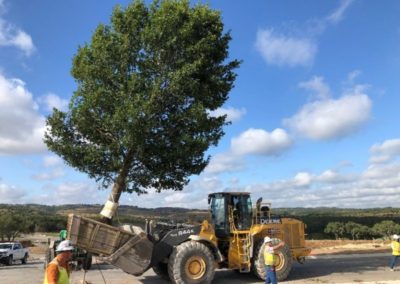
[
  {"x1": 390, "y1": 234, "x2": 400, "y2": 271},
  {"x1": 43, "y1": 240, "x2": 74, "y2": 284},
  {"x1": 264, "y1": 236, "x2": 285, "y2": 284}
]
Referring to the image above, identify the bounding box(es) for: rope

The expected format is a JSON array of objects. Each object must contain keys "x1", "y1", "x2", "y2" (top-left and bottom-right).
[{"x1": 96, "y1": 261, "x2": 107, "y2": 284}]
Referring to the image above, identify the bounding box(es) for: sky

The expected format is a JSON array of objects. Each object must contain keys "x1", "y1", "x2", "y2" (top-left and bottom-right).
[{"x1": 0, "y1": 0, "x2": 400, "y2": 209}]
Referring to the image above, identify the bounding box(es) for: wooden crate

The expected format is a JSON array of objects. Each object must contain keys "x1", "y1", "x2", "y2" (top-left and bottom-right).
[
  {"x1": 67, "y1": 214, "x2": 154, "y2": 275},
  {"x1": 67, "y1": 214, "x2": 134, "y2": 255}
]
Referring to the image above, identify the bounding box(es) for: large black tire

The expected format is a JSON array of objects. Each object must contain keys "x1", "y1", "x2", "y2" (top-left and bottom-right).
[
  {"x1": 168, "y1": 241, "x2": 215, "y2": 284},
  {"x1": 82, "y1": 253, "x2": 92, "y2": 270},
  {"x1": 252, "y1": 238, "x2": 292, "y2": 281},
  {"x1": 152, "y1": 262, "x2": 170, "y2": 280},
  {"x1": 22, "y1": 253, "x2": 28, "y2": 264},
  {"x1": 6, "y1": 255, "x2": 13, "y2": 266}
]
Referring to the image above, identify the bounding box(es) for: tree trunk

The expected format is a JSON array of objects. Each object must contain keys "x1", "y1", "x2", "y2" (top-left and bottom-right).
[{"x1": 100, "y1": 152, "x2": 134, "y2": 223}]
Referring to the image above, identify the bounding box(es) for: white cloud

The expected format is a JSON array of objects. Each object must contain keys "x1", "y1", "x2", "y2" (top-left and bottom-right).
[
  {"x1": 284, "y1": 83, "x2": 372, "y2": 140},
  {"x1": 369, "y1": 139, "x2": 400, "y2": 164},
  {"x1": 299, "y1": 76, "x2": 331, "y2": 99},
  {"x1": 370, "y1": 139, "x2": 400, "y2": 158},
  {"x1": 0, "y1": 17, "x2": 35, "y2": 56},
  {"x1": 32, "y1": 169, "x2": 65, "y2": 181},
  {"x1": 32, "y1": 155, "x2": 65, "y2": 181},
  {"x1": 231, "y1": 128, "x2": 292, "y2": 156},
  {"x1": 39, "y1": 182, "x2": 104, "y2": 205},
  {"x1": 43, "y1": 155, "x2": 63, "y2": 167},
  {"x1": 327, "y1": 0, "x2": 355, "y2": 24},
  {"x1": 209, "y1": 107, "x2": 246, "y2": 123},
  {"x1": 38, "y1": 93, "x2": 69, "y2": 112},
  {"x1": 0, "y1": 183, "x2": 26, "y2": 203},
  {"x1": 0, "y1": 73, "x2": 46, "y2": 155},
  {"x1": 205, "y1": 153, "x2": 245, "y2": 174},
  {"x1": 122, "y1": 175, "x2": 224, "y2": 209},
  {"x1": 255, "y1": 29, "x2": 317, "y2": 67},
  {"x1": 255, "y1": 1, "x2": 354, "y2": 68},
  {"x1": 346, "y1": 70, "x2": 361, "y2": 85},
  {"x1": 362, "y1": 163, "x2": 400, "y2": 180},
  {"x1": 294, "y1": 172, "x2": 313, "y2": 187},
  {"x1": 232, "y1": 163, "x2": 400, "y2": 208}
]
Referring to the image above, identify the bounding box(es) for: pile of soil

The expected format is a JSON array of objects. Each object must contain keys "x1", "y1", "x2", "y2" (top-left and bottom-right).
[{"x1": 306, "y1": 239, "x2": 391, "y2": 255}]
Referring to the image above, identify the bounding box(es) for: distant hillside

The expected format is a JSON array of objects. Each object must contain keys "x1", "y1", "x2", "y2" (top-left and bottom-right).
[{"x1": 1, "y1": 204, "x2": 399, "y2": 238}]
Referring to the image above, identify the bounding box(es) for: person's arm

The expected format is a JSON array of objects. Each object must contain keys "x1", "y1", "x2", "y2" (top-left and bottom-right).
[
  {"x1": 46, "y1": 263, "x2": 59, "y2": 284},
  {"x1": 272, "y1": 241, "x2": 285, "y2": 250}
]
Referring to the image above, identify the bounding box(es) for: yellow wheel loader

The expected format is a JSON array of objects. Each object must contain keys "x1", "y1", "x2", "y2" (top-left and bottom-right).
[{"x1": 68, "y1": 192, "x2": 310, "y2": 283}]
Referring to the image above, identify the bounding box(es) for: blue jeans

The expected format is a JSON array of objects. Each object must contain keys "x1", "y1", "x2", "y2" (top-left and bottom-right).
[
  {"x1": 265, "y1": 266, "x2": 277, "y2": 284},
  {"x1": 390, "y1": 255, "x2": 399, "y2": 269}
]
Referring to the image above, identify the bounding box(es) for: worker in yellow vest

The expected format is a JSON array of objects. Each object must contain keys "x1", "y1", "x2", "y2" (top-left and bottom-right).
[
  {"x1": 390, "y1": 234, "x2": 400, "y2": 271},
  {"x1": 43, "y1": 240, "x2": 74, "y2": 284},
  {"x1": 264, "y1": 236, "x2": 285, "y2": 284}
]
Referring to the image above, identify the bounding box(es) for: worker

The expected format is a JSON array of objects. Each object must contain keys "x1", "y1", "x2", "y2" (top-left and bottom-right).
[
  {"x1": 59, "y1": 230, "x2": 67, "y2": 241},
  {"x1": 264, "y1": 236, "x2": 285, "y2": 284},
  {"x1": 390, "y1": 234, "x2": 400, "y2": 271},
  {"x1": 43, "y1": 239, "x2": 74, "y2": 284}
]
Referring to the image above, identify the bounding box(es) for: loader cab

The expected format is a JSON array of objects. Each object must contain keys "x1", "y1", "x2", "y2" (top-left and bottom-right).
[{"x1": 208, "y1": 192, "x2": 253, "y2": 238}]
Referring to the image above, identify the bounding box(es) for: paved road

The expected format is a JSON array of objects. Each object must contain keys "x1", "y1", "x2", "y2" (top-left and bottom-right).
[{"x1": 1, "y1": 253, "x2": 400, "y2": 284}]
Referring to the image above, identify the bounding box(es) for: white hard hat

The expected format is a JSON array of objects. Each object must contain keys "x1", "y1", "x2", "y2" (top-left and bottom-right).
[
  {"x1": 393, "y1": 234, "x2": 399, "y2": 240},
  {"x1": 264, "y1": 236, "x2": 272, "y2": 243},
  {"x1": 56, "y1": 240, "x2": 74, "y2": 252}
]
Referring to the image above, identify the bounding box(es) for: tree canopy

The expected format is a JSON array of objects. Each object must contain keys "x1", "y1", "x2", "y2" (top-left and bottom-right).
[{"x1": 44, "y1": 0, "x2": 240, "y2": 217}]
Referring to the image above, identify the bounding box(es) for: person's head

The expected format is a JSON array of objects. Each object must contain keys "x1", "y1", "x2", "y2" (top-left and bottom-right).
[
  {"x1": 56, "y1": 240, "x2": 74, "y2": 260},
  {"x1": 393, "y1": 234, "x2": 399, "y2": 241},
  {"x1": 264, "y1": 236, "x2": 272, "y2": 246}
]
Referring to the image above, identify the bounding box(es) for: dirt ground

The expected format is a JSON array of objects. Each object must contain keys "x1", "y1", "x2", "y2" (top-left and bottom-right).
[{"x1": 306, "y1": 239, "x2": 391, "y2": 255}]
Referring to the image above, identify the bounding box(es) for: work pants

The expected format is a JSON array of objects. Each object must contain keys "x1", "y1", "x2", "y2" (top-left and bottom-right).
[
  {"x1": 390, "y1": 255, "x2": 399, "y2": 269},
  {"x1": 265, "y1": 266, "x2": 277, "y2": 284}
]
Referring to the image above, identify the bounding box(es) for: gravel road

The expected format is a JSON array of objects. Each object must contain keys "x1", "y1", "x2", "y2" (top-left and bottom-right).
[{"x1": 1, "y1": 253, "x2": 399, "y2": 284}]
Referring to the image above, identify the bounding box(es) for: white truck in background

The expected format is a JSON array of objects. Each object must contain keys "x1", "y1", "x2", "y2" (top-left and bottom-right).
[{"x1": 0, "y1": 242, "x2": 29, "y2": 265}]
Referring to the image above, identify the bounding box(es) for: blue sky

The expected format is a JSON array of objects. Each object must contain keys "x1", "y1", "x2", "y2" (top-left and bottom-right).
[{"x1": 0, "y1": 0, "x2": 399, "y2": 208}]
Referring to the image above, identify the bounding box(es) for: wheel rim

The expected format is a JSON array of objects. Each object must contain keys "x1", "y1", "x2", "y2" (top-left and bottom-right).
[
  {"x1": 275, "y1": 252, "x2": 285, "y2": 271},
  {"x1": 185, "y1": 256, "x2": 206, "y2": 280}
]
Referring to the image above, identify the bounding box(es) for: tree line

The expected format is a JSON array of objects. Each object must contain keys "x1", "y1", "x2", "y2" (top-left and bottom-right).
[
  {"x1": 1, "y1": 204, "x2": 399, "y2": 241},
  {"x1": 324, "y1": 220, "x2": 400, "y2": 240},
  {"x1": 0, "y1": 207, "x2": 68, "y2": 241}
]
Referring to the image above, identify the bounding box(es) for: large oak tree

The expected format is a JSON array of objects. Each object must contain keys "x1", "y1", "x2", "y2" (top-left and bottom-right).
[{"x1": 44, "y1": 0, "x2": 240, "y2": 219}]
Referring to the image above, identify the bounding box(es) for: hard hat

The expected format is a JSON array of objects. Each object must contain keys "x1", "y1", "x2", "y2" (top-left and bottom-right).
[
  {"x1": 264, "y1": 236, "x2": 272, "y2": 243},
  {"x1": 393, "y1": 234, "x2": 399, "y2": 240},
  {"x1": 56, "y1": 240, "x2": 74, "y2": 252}
]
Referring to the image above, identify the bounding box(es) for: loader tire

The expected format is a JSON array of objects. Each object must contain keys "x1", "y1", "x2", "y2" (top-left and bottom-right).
[
  {"x1": 82, "y1": 253, "x2": 92, "y2": 270},
  {"x1": 168, "y1": 241, "x2": 215, "y2": 284},
  {"x1": 152, "y1": 262, "x2": 170, "y2": 280},
  {"x1": 252, "y1": 238, "x2": 292, "y2": 281}
]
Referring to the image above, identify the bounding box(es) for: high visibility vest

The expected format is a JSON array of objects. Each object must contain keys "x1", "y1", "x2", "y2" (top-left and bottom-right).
[
  {"x1": 264, "y1": 246, "x2": 276, "y2": 266},
  {"x1": 392, "y1": 241, "x2": 400, "y2": 256},
  {"x1": 43, "y1": 259, "x2": 70, "y2": 284}
]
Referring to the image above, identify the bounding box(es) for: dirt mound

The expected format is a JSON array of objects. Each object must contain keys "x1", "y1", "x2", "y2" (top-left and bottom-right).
[{"x1": 307, "y1": 239, "x2": 391, "y2": 255}]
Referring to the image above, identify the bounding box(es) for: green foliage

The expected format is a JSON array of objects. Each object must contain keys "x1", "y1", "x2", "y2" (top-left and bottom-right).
[
  {"x1": 324, "y1": 222, "x2": 346, "y2": 239},
  {"x1": 350, "y1": 224, "x2": 371, "y2": 240},
  {"x1": 276, "y1": 207, "x2": 400, "y2": 239},
  {"x1": 44, "y1": 0, "x2": 240, "y2": 198},
  {"x1": 0, "y1": 210, "x2": 34, "y2": 241},
  {"x1": 372, "y1": 220, "x2": 400, "y2": 239}
]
